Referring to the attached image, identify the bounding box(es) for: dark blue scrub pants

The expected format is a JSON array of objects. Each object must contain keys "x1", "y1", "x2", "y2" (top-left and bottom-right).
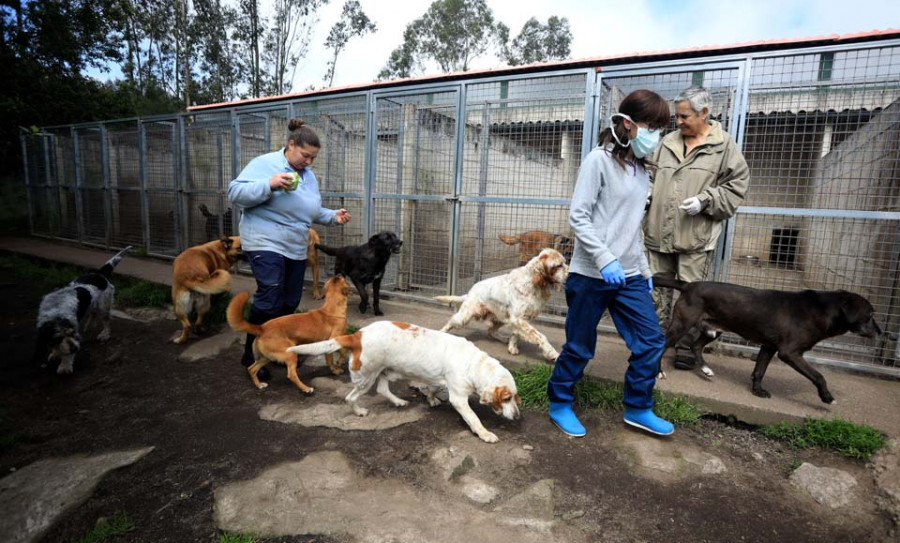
[
  {"x1": 547, "y1": 272, "x2": 665, "y2": 409},
  {"x1": 241, "y1": 250, "x2": 308, "y2": 364}
]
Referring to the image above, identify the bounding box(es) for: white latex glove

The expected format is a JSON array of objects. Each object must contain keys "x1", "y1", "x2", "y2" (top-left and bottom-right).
[{"x1": 679, "y1": 196, "x2": 703, "y2": 216}]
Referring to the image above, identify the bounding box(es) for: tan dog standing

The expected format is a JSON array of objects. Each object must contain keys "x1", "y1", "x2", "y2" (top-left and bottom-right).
[
  {"x1": 171, "y1": 236, "x2": 244, "y2": 344},
  {"x1": 499, "y1": 230, "x2": 573, "y2": 266},
  {"x1": 226, "y1": 275, "x2": 351, "y2": 393}
]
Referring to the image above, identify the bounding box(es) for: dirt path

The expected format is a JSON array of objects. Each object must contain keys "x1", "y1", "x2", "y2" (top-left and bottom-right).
[{"x1": 0, "y1": 263, "x2": 894, "y2": 542}]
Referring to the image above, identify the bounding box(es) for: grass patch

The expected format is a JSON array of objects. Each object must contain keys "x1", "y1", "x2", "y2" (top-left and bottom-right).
[
  {"x1": 219, "y1": 533, "x2": 258, "y2": 543},
  {"x1": 759, "y1": 417, "x2": 886, "y2": 460},
  {"x1": 512, "y1": 364, "x2": 704, "y2": 426},
  {"x1": 114, "y1": 279, "x2": 169, "y2": 308},
  {"x1": 346, "y1": 323, "x2": 360, "y2": 334},
  {"x1": 206, "y1": 292, "x2": 233, "y2": 325},
  {"x1": 74, "y1": 511, "x2": 134, "y2": 543}
]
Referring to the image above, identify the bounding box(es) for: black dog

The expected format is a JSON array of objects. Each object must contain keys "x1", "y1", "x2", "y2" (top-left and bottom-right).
[
  {"x1": 652, "y1": 275, "x2": 881, "y2": 404},
  {"x1": 316, "y1": 231, "x2": 403, "y2": 316},
  {"x1": 199, "y1": 204, "x2": 233, "y2": 240}
]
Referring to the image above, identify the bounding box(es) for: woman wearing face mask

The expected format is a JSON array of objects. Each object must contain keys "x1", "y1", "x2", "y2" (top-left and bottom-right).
[
  {"x1": 642, "y1": 87, "x2": 749, "y2": 370},
  {"x1": 547, "y1": 89, "x2": 674, "y2": 438},
  {"x1": 228, "y1": 118, "x2": 351, "y2": 378}
]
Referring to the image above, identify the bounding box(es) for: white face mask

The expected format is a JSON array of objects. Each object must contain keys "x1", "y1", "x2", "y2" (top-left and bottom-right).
[{"x1": 610, "y1": 113, "x2": 661, "y2": 158}]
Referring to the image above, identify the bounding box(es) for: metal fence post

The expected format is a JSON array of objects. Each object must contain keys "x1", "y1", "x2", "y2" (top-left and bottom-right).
[
  {"x1": 472, "y1": 103, "x2": 491, "y2": 283},
  {"x1": 448, "y1": 83, "x2": 467, "y2": 295},
  {"x1": 177, "y1": 114, "x2": 188, "y2": 252},
  {"x1": 72, "y1": 127, "x2": 84, "y2": 243},
  {"x1": 99, "y1": 123, "x2": 112, "y2": 248},
  {"x1": 138, "y1": 121, "x2": 150, "y2": 252},
  {"x1": 20, "y1": 131, "x2": 35, "y2": 235},
  {"x1": 364, "y1": 91, "x2": 377, "y2": 238}
]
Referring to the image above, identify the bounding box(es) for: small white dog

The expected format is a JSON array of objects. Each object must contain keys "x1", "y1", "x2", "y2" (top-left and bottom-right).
[
  {"x1": 287, "y1": 321, "x2": 520, "y2": 443},
  {"x1": 33, "y1": 246, "x2": 131, "y2": 374},
  {"x1": 435, "y1": 248, "x2": 568, "y2": 361}
]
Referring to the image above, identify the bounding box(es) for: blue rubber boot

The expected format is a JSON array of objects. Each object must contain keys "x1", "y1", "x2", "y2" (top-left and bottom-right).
[
  {"x1": 624, "y1": 407, "x2": 674, "y2": 436},
  {"x1": 549, "y1": 402, "x2": 586, "y2": 437}
]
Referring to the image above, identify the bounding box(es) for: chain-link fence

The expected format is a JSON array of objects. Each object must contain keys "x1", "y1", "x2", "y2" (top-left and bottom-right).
[{"x1": 21, "y1": 37, "x2": 900, "y2": 375}]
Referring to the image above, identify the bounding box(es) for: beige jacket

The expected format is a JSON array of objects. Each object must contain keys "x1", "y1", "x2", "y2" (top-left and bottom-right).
[{"x1": 643, "y1": 121, "x2": 749, "y2": 253}]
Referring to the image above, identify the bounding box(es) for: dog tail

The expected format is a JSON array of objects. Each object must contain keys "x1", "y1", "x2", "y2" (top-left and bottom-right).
[
  {"x1": 498, "y1": 234, "x2": 521, "y2": 246},
  {"x1": 227, "y1": 291, "x2": 263, "y2": 336},
  {"x1": 99, "y1": 246, "x2": 133, "y2": 278},
  {"x1": 315, "y1": 243, "x2": 337, "y2": 256},
  {"x1": 183, "y1": 270, "x2": 232, "y2": 294},
  {"x1": 287, "y1": 337, "x2": 345, "y2": 357},
  {"x1": 651, "y1": 275, "x2": 687, "y2": 291},
  {"x1": 434, "y1": 295, "x2": 466, "y2": 308}
]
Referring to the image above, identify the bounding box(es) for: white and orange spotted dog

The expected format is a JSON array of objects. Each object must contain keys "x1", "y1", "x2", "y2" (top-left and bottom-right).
[
  {"x1": 435, "y1": 248, "x2": 568, "y2": 361},
  {"x1": 287, "y1": 321, "x2": 520, "y2": 443}
]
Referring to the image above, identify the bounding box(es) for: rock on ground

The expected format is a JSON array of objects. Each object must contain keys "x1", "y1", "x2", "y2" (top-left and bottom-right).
[
  {"x1": 790, "y1": 462, "x2": 858, "y2": 509},
  {"x1": 0, "y1": 447, "x2": 154, "y2": 543}
]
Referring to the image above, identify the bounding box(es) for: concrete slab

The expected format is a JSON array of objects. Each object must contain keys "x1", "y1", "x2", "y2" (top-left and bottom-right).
[{"x1": 0, "y1": 447, "x2": 154, "y2": 543}]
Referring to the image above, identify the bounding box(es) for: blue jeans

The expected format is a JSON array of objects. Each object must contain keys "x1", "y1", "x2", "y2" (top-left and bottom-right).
[
  {"x1": 245, "y1": 250, "x2": 307, "y2": 317},
  {"x1": 547, "y1": 272, "x2": 665, "y2": 409}
]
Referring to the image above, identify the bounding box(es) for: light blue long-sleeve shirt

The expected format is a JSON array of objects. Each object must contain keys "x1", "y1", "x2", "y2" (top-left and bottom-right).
[
  {"x1": 568, "y1": 145, "x2": 652, "y2": 280},
  {"x1": 228, "y1": 149, "x2": 337, "y2": 260}
]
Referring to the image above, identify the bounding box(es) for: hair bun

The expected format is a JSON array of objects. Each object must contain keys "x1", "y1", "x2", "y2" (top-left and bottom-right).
[{"x1": 288, "y1": 118, "x2": 305, "y2": 131}]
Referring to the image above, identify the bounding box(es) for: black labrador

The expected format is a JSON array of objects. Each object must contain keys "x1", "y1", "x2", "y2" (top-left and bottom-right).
[
  {"x1": 316, "y1": 231, "x2": 403, "y2": 316},
  {"x1": 652, "y1": 275, "x2": 881, "y2": 404}
]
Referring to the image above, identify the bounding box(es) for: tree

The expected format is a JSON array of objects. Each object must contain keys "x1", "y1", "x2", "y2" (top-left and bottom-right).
[
  {"x1": 234, "y1": 0, "x2": 265, "y2": 98},
  {"x1": 193, "y1": 0, "x2": 243, "y2": 103},
  {"x1": 498, "y1": 16, "x2": 572, "y2": 66},
  {"x1": 378, "y1": 0, "x2": 498, "y2": 80},
  {"x1": 261, "y1": 0, "x2": 328, "y2": 96},
  {"x1": 323, "y1": 0, "x2": 375, "y2": 87}
]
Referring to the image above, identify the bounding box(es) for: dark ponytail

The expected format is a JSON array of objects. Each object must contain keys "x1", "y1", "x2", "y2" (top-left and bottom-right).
[{"x1": 287, "y1": 118, "x2": 321, "y2": 149}]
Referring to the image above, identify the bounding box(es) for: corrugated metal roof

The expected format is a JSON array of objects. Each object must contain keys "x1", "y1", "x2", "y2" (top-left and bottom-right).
[{"x1": 188, "y1": 28, "x2": 900, "y2": 112}]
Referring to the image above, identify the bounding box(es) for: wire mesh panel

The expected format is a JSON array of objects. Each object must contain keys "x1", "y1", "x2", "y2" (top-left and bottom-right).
[
  {"x1": 22, "y1": 132, "x2": 55, "y2": 237},
  {"x1": 456, "y1": 74, "x2": 586, "y2": 316},
  {"x1": 143, "y1": 119, "x2": 180, "y2": 256},
  {"x1": 732, "y1": 46, "x2": 900, "y2": 369},
  {"x1": 75, "y1": 127, "x2": 108, "y2": 245},
  {"x1": 237, "y1": 107, "x2": 289, "y2": 171},
  {"x1": 291, "y1": 96, "x2": 369, "y2": 287},
  {"x1": 372, "y1": 90, "x2": 459, "y2": 298},
  {"x1": 599, "y1": 67, "x2": 740, "y2": 139},
  {"x1": 46, "y1": 128, "x2": 78, "y2": 240},
  {"x1": 106, "y1": 121, "x2": 143, "y2": 248},
  {"x1": 184, "y1": 112, "x2": 234, "y2": 247}
]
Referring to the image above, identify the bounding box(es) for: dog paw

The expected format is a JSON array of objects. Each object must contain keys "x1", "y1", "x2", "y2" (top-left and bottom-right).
[
  {"x1": 701, "y1": 366, "x2": 715, "y2": 377},
  {"x1": 374, "y1": 309, "x2": 384, "y2": 316},
  {"x1": 507, "y1": 345, "x2": 520, "y2": 356},
  {"x1": 302, "y1": 387, "x2": 315, "y2": 395},
  {"x1": 427, "y1": 397, "x2": 442, "y2": 407},
  {"x1": 256, "y1": 382, "x2": 268, "y2": 390},
  {"x1": 478, "y1": 431, "x2": 499, "y2": 443},
  {"x1": 752, "y1": 388, "x2": 771, "y2": 399},
  {"x1": 392, "y1": 398, "x2": 409, "y2": 408},
  {"x1": 98, "y1": 328, "x2": 111, "y2": 342},
  {"x1": 358, "y1": 303, "x2": 369, "y2": 314},
  {"x1": 57, "y1": 364, "x2": 74, "y2": 375},
  {"x1": 353, "y1": 406, "x2": 369, "y2": 417}
]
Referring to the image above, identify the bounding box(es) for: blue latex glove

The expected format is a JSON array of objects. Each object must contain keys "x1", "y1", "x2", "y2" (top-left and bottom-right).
[
  {"x1": 648, "y1": 277, "x2": 653, "y2": 292},
  {"x1": 600, "y1": 260, "x2": 626, "y2": 286}
]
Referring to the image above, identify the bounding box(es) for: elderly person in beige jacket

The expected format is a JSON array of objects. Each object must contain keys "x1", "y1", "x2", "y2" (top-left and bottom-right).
[{"x1": 643, "y1": 86, "x2": 749, "y2": 369}]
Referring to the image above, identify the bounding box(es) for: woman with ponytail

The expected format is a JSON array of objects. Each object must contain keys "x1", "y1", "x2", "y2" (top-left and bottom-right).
[
  {"x1": 546, "y1": 90, "x2": 675, "y2": 438},
  {"x1": 228, "y1": 118, "x2": 351, "y2": 377}
]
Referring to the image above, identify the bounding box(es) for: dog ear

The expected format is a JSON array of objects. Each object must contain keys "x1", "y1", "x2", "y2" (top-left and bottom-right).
[
  {"x1": 220, "y1": 237, "x2": 233, "y2": 250},
  {"x1": 479, "y1": 388, "x2": 494, "y2": 406},
  {"x1": 199, "y1": 203, "x2": 211, "y2": 217}
]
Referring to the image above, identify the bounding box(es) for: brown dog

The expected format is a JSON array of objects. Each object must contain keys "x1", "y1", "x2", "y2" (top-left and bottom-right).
[
  {"x1": 172, "y1": 236, "x2": 244, "y2": 344},
  {"x1": 499, "y1": 230, "x2": 573, "y2": 266},
  {"x1": 226, "y1": 275, "x2": 352, "y2": 393}
]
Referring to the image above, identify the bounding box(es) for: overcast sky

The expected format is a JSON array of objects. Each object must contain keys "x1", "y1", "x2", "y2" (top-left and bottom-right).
[
  {"x1": 89, "y1": 0, "x2": 900, "y2": 95},
  {"x1": 300, "y1": 0, "x2": 899, "y2": 89}
]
